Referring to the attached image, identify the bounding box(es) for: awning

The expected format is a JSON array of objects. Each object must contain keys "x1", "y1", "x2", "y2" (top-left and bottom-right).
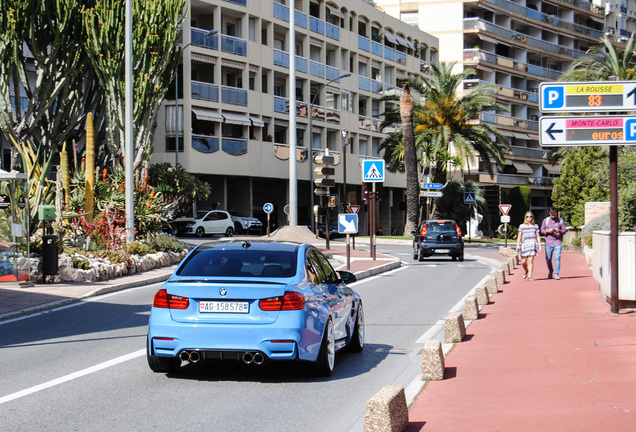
[
  {"x1": 192, "y1": 107, "x2": 223, "y2": 122},
  {"x1": 498, "y1": 129, "x2": 514, "y2": 137},
  {"x1": 0, "y1": 169, "x2": 27, "y2": 180},
  {"x1": 405, "y1": 39, "x2": 415, "y2": 50},
  {"x1": 512, "y1": 161, "x2": 533, "y2": 174},
  {"x1": 221, "y1": 59, "x2": 245, "y2": 70},
  {"x1": 191, "y1": 52, "x2": 216, "y2": 64},
  {"x1": 222, "y1": 112, "x2": 251, "y2": 126},
  {"x1": 512, "y1": 132, "x2": 530, "y2": 139},
  {"x1": 544, "y1": 163, "x2": 561, "y2": 174},
  {"x1": 326, "y1": 5, "x2": 343, "y2": 18},
  {"x1": 384, "y1": 32, "x2": 398, "y2": 45},
  {"x1": 477, "y1": 34, "x2": 499, "y2": 44},
  {"x1": 250, "y1": 116, "x2": 265, "y2": 127},
  {"x1": 395, "y1": 34, "x2": 409, "y2": 48}
]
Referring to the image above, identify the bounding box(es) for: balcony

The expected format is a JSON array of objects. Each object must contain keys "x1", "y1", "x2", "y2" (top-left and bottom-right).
[
  {"x1": 192, "y1": 135, "x2": 220, "y2": 154},
  {"x1": 273, "y1": 97, "x2": 309, "y2": 118},
  {"x1": 274, "y1": 49, "x2": 309, "y2": 73},
  {"x1": 463, "y1": 48, "x2": 562, "y2": 81},
  {"x1": 358, "y1": 35, "x2": 371, "y2": 52},
  {"x1": 192, "y1": 81, "x2": 219, "y2": 102},
  {"x1": 310, "y1": 60, "x2": 325, "y2": 78},
  {"x1": 310, "y1": 16, "x2": 325, "y2": 35},
  {"x1": 221, "y1": 34, "x2": 247, "y2": 56},
  {"x1": 480, "y1": 112, "x2": 539, "y2": 131},
  {"x1": 464, "y1": 18, "x2": 587, "y2": 59},
  {"x1": 274, "y1": 144, "x2": 308, "y2": 161},
  {"x1": 465, "y1": 173, "x2": 552, "y2": 186},
  {"x1": 326, "y1": 22, "x2": 340, "y2": 41},
  {"x1": 372, "y1": 40, "x2": 383, "y2": 56},
  {"x1": 221, "y1": 86, "x2": 248, "y2": 106},
  {"x1": 221, "y1": 137, "x2": 248, "y2": 156},
  {"x1": 223, "y1": 0, "x2": 246, "y2": 5},
  {"x1": 358, "y1": 115, "x2": 382, "y2": 132},
  {"x1": 482, "y1": 0, "x2": 604, "y2": 40},
  {"x1": 272, "y1": 3, "x2": 308, "y2": 28},
  {"x1": 463, "y1": 79, "x2": 538, "y2": 103},
  {"x1": 190, "y1": 28, "x2": 218, "y2": 50}
]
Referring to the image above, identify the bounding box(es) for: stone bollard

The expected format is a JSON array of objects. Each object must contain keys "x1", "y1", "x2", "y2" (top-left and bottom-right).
[
  {"x1": 487, "y1": 276, "x2": 498, "y2": 295},
  {"x1": 444, "y1": 312, "x2": 466, "y2": 343},
  {"x1": 363, "y1": 385, "x2": 409, "y2": 432},
  {"x1": 421, "y1": 339, "x2": 445, "y2": 381},
  {"x1": 502, "y1": 261, "x2": 510, "y2": 276},
  {"x1": 507, "y1": 257, "x2": 515, "y2": 270},
  {"x1": 475, "y1": 285, "x2": 490, "y2": 306},
  {"x1": 498, "y1": 246, "x2": 505, "y2": 254},
  {"x1": 463, "y1": 295, "x2": 479, "y2": 320},
  {"x1": 495, "y1": 268, "x2": 506, "y2": 286}
]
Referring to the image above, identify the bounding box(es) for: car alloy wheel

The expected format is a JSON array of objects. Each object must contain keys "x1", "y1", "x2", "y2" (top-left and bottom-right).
[
  {"x1": 348, "y1": 303, "x2": 364, "y2": 352},
  {"x1": 196, "y1": 227, "x2": 205, "y2": 237},
  {"x1": 315, "y1": 318, "x2": 335, "y2": 376}
]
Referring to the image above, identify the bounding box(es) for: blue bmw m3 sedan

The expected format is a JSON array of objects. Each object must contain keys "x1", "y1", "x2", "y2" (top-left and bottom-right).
[{"x1": 147, "y1": 240, "x2": 364, "y2": 376}]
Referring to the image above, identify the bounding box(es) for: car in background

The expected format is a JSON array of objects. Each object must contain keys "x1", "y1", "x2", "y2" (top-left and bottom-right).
[
  {"x1": 412, "y1": 220, "x2": 464, "y2": 261},
  {"x1": 184, "y1": 210, "x2": 234, "y2": 237},
  {"x1": 317, "y1": 220, "x2": 342, "y2": 239},
  {"x1": 228, "y1": 211, "x2": 263, "y2": 235},
  {"x1": 146, "y1": 240, "x2": 363, "y2": 376}
]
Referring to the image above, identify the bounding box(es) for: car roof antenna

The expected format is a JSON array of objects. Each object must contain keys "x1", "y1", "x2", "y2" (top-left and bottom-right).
[{"x1": 242, "y1": 241, "x2": 251, "y2": 249}]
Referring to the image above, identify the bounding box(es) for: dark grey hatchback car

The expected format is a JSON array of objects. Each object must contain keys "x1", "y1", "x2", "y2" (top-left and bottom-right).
[{"x1": 412, "y1": 220, "x2": 464, "y2": 261}]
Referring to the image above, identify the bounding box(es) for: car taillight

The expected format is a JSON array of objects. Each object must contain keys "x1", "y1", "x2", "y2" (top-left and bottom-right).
[
  {"x1": 420, "y1": 224, "x2": 427, "y2": 237},
  {"x1": 455, "y1": 224, "x2": 462, "y2": 237},
  {"x1": 152, "y1": 289, "x2": 190, "y2": 310},
  {"x1": 259, "y1": 291, "x2": 305, "y2": 311}
]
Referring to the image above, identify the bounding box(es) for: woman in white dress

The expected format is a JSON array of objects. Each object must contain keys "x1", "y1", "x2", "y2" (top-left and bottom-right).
[{"x1": 516, "y1": 211, "x2": 542, "y2": 281}]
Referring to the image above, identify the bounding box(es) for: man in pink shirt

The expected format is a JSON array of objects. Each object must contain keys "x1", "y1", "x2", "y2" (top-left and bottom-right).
[{"x1": 541, "y1": 207, "x2": 567, "y2": 280}]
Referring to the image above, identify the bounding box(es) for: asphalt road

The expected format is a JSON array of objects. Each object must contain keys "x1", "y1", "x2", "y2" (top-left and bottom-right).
[{"x1": 0, "y1": 244, "x2": 502, "y2": 432}]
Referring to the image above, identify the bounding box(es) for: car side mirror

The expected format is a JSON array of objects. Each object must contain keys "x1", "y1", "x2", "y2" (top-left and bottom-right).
[
  {"x1": 338, "y1": 271, "x2": 357, "y2": 284},
  {"x1": 411, "y1": 231, "x2": 417, "y2": 236}
]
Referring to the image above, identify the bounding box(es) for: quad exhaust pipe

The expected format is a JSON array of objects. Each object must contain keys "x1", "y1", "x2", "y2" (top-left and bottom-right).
[
  {"x1": 178, "y1": 350, "x2": 201, "y2": 363},
  {"x1": 178, "y1": 350, "x2": 264, "y2": 365},
  {"x1": 241, "y1": 352, "x2": 265, "y2": 365}
]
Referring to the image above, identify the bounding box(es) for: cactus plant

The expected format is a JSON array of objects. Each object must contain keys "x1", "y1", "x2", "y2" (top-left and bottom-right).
[{"x1": 84, "y1": 112, "x2": 95, "y2": 223}]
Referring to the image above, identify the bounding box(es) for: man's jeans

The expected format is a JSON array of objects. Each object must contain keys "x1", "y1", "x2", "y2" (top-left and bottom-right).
[{"x1": 545, "y1": 243, "x2": 562, "y2": 277}]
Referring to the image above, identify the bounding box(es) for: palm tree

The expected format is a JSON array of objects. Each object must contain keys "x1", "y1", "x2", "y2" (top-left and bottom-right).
[
  {"x1": 560, "y1": 34, "x2": 636, "y2": 82},
  {"x1": 380, "y1": 62, "x2": 509, "y2": 224},
  {"x1": 400, "y1": 83, "x2": 419, "y2": 235},
  {"x1": 414, "y1": 62, "x2": 509, "y2": 180}
]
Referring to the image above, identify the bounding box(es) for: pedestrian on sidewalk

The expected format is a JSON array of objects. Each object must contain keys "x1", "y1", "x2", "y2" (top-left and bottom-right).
[
  {"x1": 541, "y1": 206, "x2": 566, "y2": 280},
  {"x1": 516, "y1": 211, "x2": 541, "y2": 281}
]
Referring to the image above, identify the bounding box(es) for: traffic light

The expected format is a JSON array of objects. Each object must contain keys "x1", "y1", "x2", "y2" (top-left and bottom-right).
[{"x1": 314, "y1": 154, "x2": 335, "y2": 189}]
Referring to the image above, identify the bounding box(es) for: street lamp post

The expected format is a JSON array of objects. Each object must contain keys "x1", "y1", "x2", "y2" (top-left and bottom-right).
[
  {"x1": 341, "y1": 128, "x2": 348, "y2": 211},
  {"x1": 174, "y1": 28, "x2": 218, "y2": 167},
  {"x1": 308, "y1": 72, "x2": 352, "y2": 231}
]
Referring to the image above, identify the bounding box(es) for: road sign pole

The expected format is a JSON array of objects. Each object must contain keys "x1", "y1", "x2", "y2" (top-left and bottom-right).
[
  {"x1": 346, "y1": 234, "x2": 351, "y2": 270},
  {"x1": 504, "y1": 223, "x2": 508, "y2": 248},
  {"x1": 610, "y1": 145, "x2": 619, "y2": 314}
]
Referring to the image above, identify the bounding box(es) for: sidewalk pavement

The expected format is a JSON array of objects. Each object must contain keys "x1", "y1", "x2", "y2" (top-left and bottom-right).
[
  {"x1": 0, "y1": 242, "x2": 400, "y2": 322},
  {"x1": 408, "y1": 249, "x2": 636, "y2": 431}
]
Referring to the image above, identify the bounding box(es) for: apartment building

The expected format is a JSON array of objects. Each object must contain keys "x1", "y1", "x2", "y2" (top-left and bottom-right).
[
  {"x1": 604, "y1": 0, "x2": 636, "y2": 41},
  {"x1": 150, "y1": 0, "x2": 439, "y2": 233},
  {"x1": 376, "y1": 0, "x2": 609, "y2": 232}
]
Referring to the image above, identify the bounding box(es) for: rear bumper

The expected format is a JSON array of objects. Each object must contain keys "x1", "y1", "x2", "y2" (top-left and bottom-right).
[
  {"x1": 418, "y1": 244, "x2": 464, "y2": 257},
  {"x1": 148, "y1": 317, "x2": 322, "y2": 362}
]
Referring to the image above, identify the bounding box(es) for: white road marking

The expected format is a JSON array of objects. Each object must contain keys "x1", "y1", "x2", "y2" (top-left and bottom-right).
[{"x1": 0, "y1": 349, "x2": 145, "y2": 405}]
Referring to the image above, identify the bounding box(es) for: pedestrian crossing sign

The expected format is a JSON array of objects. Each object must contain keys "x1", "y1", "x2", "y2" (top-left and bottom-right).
[
  {"x1": 464, "y1": 192, "x2": 476, "y2": 204},
  {"x1": 362, "y1": 160, "x2": 385, "y2": 183}
]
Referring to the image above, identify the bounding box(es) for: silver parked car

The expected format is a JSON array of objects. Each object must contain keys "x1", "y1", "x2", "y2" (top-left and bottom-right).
[
  {"x1": 228, "y1": 211, "x2": 263, "y2": 234},
  {"x1": 186, "y1": 210, "x2": 235, "y2": 237}
]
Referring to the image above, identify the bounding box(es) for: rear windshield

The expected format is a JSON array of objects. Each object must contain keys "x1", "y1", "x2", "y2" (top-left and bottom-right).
[
  {"x1": 427, "y1": 222, "x2": 456, "y2": 234},
  {"x1": 177, "y1": 249, "x2": 297, "y2": 278}
]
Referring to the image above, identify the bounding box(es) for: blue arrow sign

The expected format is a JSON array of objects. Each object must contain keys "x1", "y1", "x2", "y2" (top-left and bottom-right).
[
  {"x1": 338, "y1": 213, "x2": 358, "y2": 234},
  {"x1": 422, "y1": 182, "x2": 443, "y2": 190},
  {"x1": 263, "y1": 203, "x2": 273, "y2": 214}
]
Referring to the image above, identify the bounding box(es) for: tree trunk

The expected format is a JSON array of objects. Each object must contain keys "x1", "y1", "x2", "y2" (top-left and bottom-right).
[{"x1": 400, "y1": 84, "x2": 419, "y2": 236}]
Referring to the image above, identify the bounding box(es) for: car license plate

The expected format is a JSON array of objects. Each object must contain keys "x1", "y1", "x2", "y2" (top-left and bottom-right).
[
  {"x1": 434, "y1": 249, "x2": 450, "y2": 253},
  {"x1": 199, "y1": 301, "x2": 249, "y2": 313}
]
